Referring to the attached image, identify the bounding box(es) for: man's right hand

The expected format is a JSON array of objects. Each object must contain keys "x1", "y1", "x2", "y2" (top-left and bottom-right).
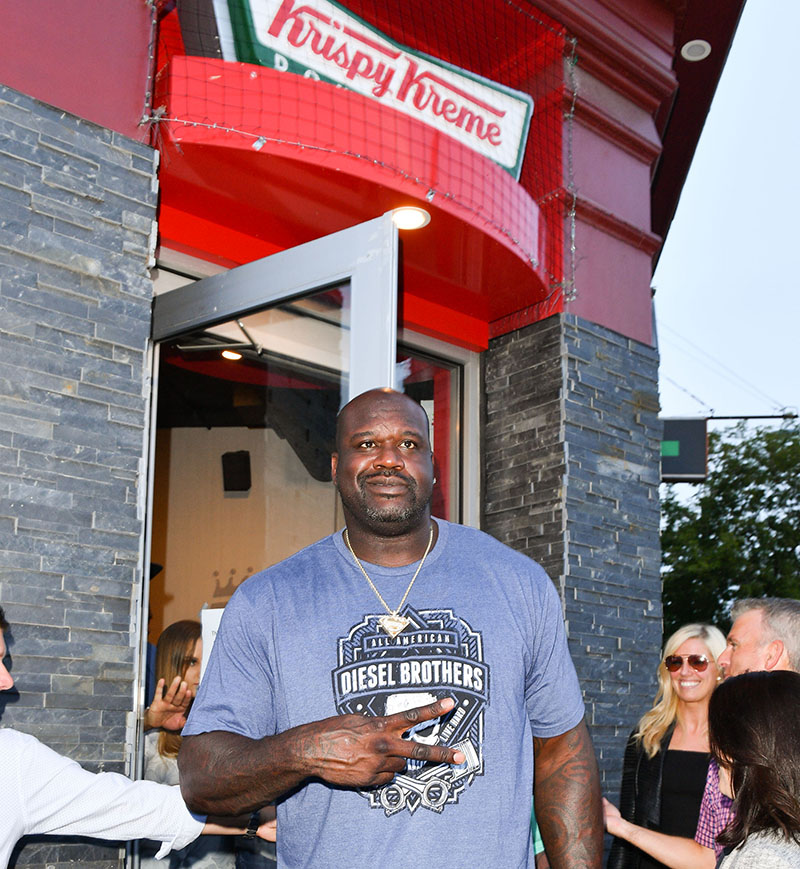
[
  {"x1": 179, "y1": 696, "x2": 464, "y2": 816},
  {"x1": 297, "y1": 696, "x2": 465, "y2": 788}
]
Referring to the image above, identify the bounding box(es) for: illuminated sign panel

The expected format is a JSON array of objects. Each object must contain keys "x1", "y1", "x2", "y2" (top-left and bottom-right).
[
  {"x1": 213, "y1": 0, "x2": 533, "y2": 178},
  {"x1": 661, "y1": 418, "x2": 708, "y2": 482}
]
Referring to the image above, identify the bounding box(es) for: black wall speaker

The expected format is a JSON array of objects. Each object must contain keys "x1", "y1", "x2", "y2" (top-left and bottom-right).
[{"x1": 221, "y1": 450, "x2": 251, "y2": 492}]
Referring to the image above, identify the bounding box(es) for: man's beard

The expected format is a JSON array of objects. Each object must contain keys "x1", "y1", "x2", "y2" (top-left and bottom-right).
[{"x1": 340, "y1": 471, "x2": 431, "y2": 528}]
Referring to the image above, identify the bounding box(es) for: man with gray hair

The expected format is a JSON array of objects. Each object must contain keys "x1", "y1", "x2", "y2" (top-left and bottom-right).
[
  {"x1": 716, "y1": 597, "x2": 800, "y2": 676},
  {"x1": 603, "y1": 596, "x2": 800, "y2": 869}
]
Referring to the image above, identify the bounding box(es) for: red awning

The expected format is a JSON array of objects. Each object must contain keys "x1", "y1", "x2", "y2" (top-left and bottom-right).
[{"x1": 155, "y1": 54, "x2": 555, "y2": 350}]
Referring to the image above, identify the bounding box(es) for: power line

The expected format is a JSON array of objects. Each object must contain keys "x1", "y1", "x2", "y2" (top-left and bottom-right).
[
  {"x1": 658, "y1": 321, "x2": 788, "y2": 412},
  {"x1": 661, "y1": 374, "x2": 714, "y2": 414},
  {"x1": 709, "y1": 413, "x2": 797, "y2": 421}
]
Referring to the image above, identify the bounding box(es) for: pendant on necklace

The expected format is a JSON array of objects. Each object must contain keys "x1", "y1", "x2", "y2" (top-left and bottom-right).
[{"x1": 378, "y1": 613, "x2": 411, "y2": 638}]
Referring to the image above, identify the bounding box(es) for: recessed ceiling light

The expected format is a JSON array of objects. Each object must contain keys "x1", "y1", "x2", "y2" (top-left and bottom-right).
[
  {"x1": 221, "y1": 350, "x2": 242, "y2": 360},
  {"x1": 681, "y1": 39, "x2": 712, "y2": 62},
  {"x1": 390, "y1": 207, "x2": 431, "y2": 230}
]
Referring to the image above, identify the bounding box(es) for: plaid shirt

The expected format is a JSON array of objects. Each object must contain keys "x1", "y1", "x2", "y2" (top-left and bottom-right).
[{"x1": 694, "y1": 757, "x2": 734, "y2": 857}]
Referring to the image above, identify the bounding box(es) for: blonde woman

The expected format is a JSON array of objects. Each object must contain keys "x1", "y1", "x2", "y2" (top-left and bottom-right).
[{"x1": 605, "y1": 623, "x2": 725, "y2": 869}]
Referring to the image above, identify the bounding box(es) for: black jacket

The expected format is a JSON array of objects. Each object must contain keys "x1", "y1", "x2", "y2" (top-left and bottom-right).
[{"x1": 606, "y1": 725, "x2": 675, "y2": 869}]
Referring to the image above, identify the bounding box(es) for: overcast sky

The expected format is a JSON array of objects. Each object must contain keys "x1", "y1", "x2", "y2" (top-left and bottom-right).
[{"x1": 653, "y1": 0, "x2": 799, "y2": 435}]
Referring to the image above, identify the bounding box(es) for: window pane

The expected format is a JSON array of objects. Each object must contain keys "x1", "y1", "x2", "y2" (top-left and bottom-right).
[{"x1": 150, "y1": 284, "x2": 350, "y2": 637}]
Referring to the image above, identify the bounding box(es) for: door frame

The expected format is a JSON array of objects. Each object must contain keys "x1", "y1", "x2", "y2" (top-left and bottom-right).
[{"x1": 152, "y1": 213, "x2": 399, "y2": 399}]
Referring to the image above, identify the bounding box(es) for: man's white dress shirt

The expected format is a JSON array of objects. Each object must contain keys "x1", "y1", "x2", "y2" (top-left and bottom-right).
[{"x1": 0, "y1": 728, "x2": 205, "y2": 867}]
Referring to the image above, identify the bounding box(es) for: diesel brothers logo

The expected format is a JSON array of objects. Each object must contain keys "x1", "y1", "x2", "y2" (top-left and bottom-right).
[{"x1": 333, "y1": 607, "x2": 489, "y2": 816}]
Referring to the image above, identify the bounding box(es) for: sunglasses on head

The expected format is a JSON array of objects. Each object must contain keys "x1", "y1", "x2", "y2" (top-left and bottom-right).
[{"x1": 664, "y1": 654, "x2": 709, "y2": 672}]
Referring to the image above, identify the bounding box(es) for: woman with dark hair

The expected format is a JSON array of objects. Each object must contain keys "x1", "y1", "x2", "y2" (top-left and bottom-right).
[
  {"x1": 605, "y1": 623, "x2": 726, "y2": 869},
  {"x1": 708, "y1": 670, "x2": 800, "y2": 868}
]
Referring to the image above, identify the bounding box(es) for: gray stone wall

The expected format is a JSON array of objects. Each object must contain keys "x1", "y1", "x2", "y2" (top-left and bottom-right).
[
  {"x1": 484, "y1": 312, "x2": 663, "y2": 799},
  {"x1": 0, "y1": 85, "x2": 157, "y2": 868}
]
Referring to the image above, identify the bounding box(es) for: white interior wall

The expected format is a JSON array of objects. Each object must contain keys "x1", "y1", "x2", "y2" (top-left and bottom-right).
[{"x1": 150, "y1": 426, "x2": 339, "y2": 638}]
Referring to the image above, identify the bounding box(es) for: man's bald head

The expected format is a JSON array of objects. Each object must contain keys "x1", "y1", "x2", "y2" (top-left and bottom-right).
[
  {"x1": 331, "y1": 388, "x2": 434, "y2": 536},
  {"x1": 334, "y1": 389, "x2": 431, "y2": 454}
]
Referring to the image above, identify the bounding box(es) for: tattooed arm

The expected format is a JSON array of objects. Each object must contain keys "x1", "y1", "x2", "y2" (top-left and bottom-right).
[
  {"x1": 533, "y1": 719, "x2": 603, "y2": 869},
  {"x1": 178, "y1": 697, "x2": 464, "y2": 816}
]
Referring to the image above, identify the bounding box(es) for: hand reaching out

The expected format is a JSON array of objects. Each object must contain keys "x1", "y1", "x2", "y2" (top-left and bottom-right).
[
  {"x1": 143, "y1": 676, "x2": 194, "y2": 732},
  {"x1": 202, "y1": 806, "x2": 277, "y2": 840},
  {"x1": 256, "y1": 806, "x2": 277, "y2": 842},
  {"x1": 602, "y1": 797, "x2": 624, "y2": 836}
]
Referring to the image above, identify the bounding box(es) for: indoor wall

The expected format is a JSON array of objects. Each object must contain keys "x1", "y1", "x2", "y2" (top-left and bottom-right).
[{"x1": 149, "y1": 426, "x2": 340, "y2": 640}]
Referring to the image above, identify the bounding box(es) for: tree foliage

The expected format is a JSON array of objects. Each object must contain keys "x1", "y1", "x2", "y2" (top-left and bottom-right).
[{"x1": 661, "y1": 422, "x2": 800, "y2": 636}]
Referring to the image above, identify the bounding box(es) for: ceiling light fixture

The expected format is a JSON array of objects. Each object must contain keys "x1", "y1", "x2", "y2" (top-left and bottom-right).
[
  {"x1": 680, "y1": 39, "x2": 712, "y2": 62},
  {"x1": 390, "y1": 206, "x2": 431, "y2": 230}
]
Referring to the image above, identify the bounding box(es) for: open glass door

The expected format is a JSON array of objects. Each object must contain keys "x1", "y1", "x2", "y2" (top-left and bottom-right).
[
  {"x1": 152, "y1": 213, "x2": 399, "y2": 397},
  {"x1": 144, "y1": 214, "x2": 399, "y2": 639},
  {"x1": 151, "y1": 284, "x2": 355, "y2": 633}
]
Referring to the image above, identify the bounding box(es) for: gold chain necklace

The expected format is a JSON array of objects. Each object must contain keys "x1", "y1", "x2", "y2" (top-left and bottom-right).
[{"x1": 343, "y1": 523, "x2": 435, "y2": 637}]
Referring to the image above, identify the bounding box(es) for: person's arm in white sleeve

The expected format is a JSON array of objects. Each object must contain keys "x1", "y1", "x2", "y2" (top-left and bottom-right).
[{"x1": 14, "y1": 730, "x2": 205, "y2": 857}]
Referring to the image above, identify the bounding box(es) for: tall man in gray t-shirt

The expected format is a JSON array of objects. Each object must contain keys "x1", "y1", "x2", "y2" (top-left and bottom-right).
[{"x1": 179, "y1": 388, "x2": 602, "y2": 868}]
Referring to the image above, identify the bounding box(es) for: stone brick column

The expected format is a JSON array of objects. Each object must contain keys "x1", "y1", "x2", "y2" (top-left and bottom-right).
[
  {"x1": 0, "y1": 85, "x2": 157, "y2": 868},
  {"x1": 484, "y1": 312, "x2": 662, "y2": 797}
]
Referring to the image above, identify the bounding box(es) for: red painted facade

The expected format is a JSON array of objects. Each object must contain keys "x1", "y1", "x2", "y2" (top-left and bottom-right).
[
  {"x1": 0, "y1": 0, "x2": 744, "y2": 348},
  {"x1": 0, "y1": 0, "x2": 154, "y2": 143}
]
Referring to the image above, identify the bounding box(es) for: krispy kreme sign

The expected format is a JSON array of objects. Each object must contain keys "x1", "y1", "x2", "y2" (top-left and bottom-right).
[{"x1": 213, "y1": 0, "x2": 533, "y2": 177}]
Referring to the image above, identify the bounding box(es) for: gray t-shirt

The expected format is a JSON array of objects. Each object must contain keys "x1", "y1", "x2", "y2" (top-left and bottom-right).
[{"x1": 185, "y1": 519, "x2": 585, "y2": 868}]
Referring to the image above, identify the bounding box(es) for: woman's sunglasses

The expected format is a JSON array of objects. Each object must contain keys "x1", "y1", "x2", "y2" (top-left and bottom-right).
[{"x1": 664, "y1": 654, "x2": 709, "y2": 672}]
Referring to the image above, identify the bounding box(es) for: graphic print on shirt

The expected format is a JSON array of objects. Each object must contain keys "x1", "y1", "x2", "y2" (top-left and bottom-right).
[{"x1": 333, "y1": 606, "x2": 489, "y2": 816}]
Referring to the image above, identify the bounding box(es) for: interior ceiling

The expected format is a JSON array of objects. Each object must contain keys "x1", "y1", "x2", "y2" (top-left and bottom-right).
[
  {"x1": 157, "y1": 330, "x2": 441, "y2": 481},
  {"x1": 158, "y1": 348, "x2": 340, "y2": 482}
]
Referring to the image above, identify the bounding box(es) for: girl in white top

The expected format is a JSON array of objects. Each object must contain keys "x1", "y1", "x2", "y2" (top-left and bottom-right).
[{"x1": 141, "y1": 620, "x2": 236, "y2": 868}]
